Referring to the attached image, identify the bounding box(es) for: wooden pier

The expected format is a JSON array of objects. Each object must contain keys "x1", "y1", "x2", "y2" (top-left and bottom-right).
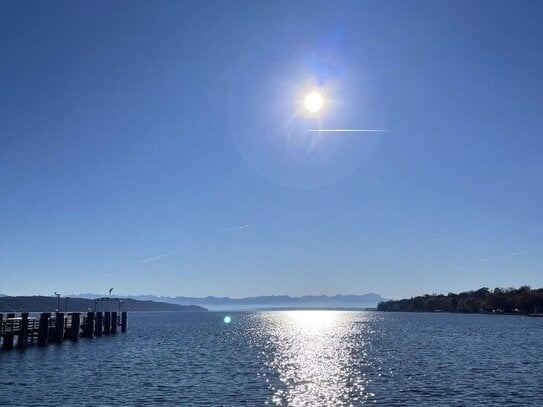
[{"x1": 0, "y1": 311, "x2": 127, "y2": 350}]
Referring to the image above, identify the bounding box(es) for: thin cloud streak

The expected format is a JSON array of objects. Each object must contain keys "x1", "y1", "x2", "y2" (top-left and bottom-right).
[
  {"x1": 139, "y1": 251, "x2": 173, "y2": 264},
  {"x1": 225, "y1": 224, "x2": 252, "y2": 231},
  {"x1": 308, "y1": 129, "x2": 388, "y2": 133}
]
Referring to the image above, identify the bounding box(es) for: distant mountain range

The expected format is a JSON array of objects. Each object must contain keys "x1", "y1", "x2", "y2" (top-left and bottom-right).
[
  {"x1": 0, "y1": 296, "x2": 207, "y2": 312},
  {"x1": 68, "y1": 293, "x2": 386, "y2": 311}
]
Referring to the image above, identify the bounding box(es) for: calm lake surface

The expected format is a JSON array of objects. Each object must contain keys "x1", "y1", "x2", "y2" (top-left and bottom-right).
[{"x1": 0, "y1": 311, "x2": 541, "y2": 406}]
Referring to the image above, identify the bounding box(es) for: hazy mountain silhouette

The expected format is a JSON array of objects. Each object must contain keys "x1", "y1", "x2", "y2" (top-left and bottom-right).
[{"x1": 68, "y1": 293, "x2": 386, "y2": 310}]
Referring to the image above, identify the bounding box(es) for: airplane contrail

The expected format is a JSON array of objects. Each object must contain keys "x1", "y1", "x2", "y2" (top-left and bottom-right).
[
  {"x1": 308, "y1": 129, "x2": 388, "y2": 132},
  {"x1": 139, "y1": 251, "x2": 173, "y2": 264}
]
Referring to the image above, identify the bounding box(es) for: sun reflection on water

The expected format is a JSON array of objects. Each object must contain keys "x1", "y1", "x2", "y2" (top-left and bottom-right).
[{"x1": 252, "y1": 310, "x2": 374, "y2": 406}]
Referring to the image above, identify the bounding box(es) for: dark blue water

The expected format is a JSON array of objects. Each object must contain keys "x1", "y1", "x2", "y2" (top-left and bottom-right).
[{"x1": 0, "y1": 311, "x2": 541, "y2": 406}]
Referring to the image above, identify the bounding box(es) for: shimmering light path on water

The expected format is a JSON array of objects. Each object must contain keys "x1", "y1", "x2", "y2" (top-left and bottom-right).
[
  {"x1": 251, "y1": 311, "x2": 373, "y2": 405},
  {"x1": 0, "y1": 311, "x2": 542, "y2": 406}
]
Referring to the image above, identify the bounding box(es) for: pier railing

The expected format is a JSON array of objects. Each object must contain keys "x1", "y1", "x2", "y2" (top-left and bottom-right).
[{"x1": 0, "y1": 311, "x2": 127, "y2": 350}]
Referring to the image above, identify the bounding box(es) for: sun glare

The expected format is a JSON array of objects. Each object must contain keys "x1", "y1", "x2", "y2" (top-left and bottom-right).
[{"x1": 304, "y1": 90, "x2": 324, "y2": 114}]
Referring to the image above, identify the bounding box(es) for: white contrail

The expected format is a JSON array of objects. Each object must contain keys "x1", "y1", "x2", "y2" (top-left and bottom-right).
[
  {"x1": 139, "y1": 251, "x2": 173, "y2": 264},
  {"x1": 225, "y1": 224, "x2": 252, "y2": 231},
  {"x1": 308, "y1": 129, "x2": 388, "y2": 132}
]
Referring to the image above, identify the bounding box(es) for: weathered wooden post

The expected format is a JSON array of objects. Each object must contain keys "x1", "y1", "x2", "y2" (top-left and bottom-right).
[
  {"x1": 51, "y1": 312, "x2": 64, "y2": 343},
  {"x1": 94, "y1": 312, "x2": 103, "y2": 336},
  {"x1": 63, "y1": 314, "x2": 70, "y2": 340},
  {"x1": 0, "y1": 313, "x2": 3, "y2": 348},
  {"x1": 37, "y1": 312, "x2": 50, "y2": 346},
  {"x1": 70, "y1": 312, "x2": 80, "y2": 341},
  {"x1": 121, "y1": 312, "x2": 127, "y2": 332},
  {"x1": 111, "y1": 312, "x2": 118, "y2": 334},
  {"x1": 17, "y1": 312, "x2": 29, "y2": 349},
  {"x1": 2, "y1": 313, "x2": 15, "y2": 350},
  {"x1": 82, "y1": 312, "x2": 94, "y2": 338},
  {"x1": 103, "y1": 312, "x2": 111, "y2": 334},
  {"x1": 29, "y1": 317, "x2": 37, "y2": 345}
]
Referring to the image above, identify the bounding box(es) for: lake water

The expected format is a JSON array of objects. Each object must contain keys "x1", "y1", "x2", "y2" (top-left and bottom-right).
[{"x1": 0, "y1": 311, "x2": 542, "y2": 406}]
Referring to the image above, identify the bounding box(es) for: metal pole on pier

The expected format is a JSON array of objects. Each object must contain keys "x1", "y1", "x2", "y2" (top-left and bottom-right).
[{"x1": 54, "y1": 292, "x2": 61, "y2": 312}]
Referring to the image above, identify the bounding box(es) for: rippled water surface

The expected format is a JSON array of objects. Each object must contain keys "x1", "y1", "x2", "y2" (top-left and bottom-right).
[{"x1": 1, "y1": 311, "x2": 542, "y2": 406}]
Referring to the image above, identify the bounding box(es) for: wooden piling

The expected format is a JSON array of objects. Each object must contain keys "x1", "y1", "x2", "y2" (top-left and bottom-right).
[
  {"x1": 121, "y1": 311, "x2": 127, "y2": 332},
  {"x1": 82, "y1": 312, "x2": 94, "y2": 338},
  {"x1": 2, "y1": 313, "x2": 15, "y2": 350},
  {"x1": 111, "y1": 312, "x2": 118, "y2": 334},
  {"x1": 29, "y1": 316, "x2": 37, "y2": 345},
  {"x1": 1, "y1": 306, "x2": 127, "y2": 352},
  {"x1": 70, "y1": 313, "x2": 80, "y2": 341},
  {"x1": 51, "y1": 312, "x2": 64, "y2": 343},
  {"x1": 37, "y1": 312, "x2": 50, "y2": 346},
  {"x1": 94, "y1": 312, "x2": 103, "y2": 336},
  {"x1": 17, "y1": 312, "x2": 29, "y2": 349},
  {"x1": 103, "y1": 312, "x2": 111, "y2": 334}
]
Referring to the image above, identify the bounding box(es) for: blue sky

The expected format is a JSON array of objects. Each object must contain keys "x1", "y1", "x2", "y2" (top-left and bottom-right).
[{"x1": 1, "y1": 1, "x2": 542, "y2": 298}]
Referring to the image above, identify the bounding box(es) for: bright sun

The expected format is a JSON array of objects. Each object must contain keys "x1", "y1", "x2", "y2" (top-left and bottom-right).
[{"x1": 304, "y1": 90, "x2": 324, "y2": 114}]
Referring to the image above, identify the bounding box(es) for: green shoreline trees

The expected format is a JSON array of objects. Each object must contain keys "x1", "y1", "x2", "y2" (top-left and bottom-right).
[{"x1": 377, "y1": 286, "x2": 543, "y2": 314}]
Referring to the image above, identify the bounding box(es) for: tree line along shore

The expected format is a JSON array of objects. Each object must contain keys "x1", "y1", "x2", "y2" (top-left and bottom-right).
[{"x1": 377, "y1": 286, "x2": 543, "y2": 315}]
